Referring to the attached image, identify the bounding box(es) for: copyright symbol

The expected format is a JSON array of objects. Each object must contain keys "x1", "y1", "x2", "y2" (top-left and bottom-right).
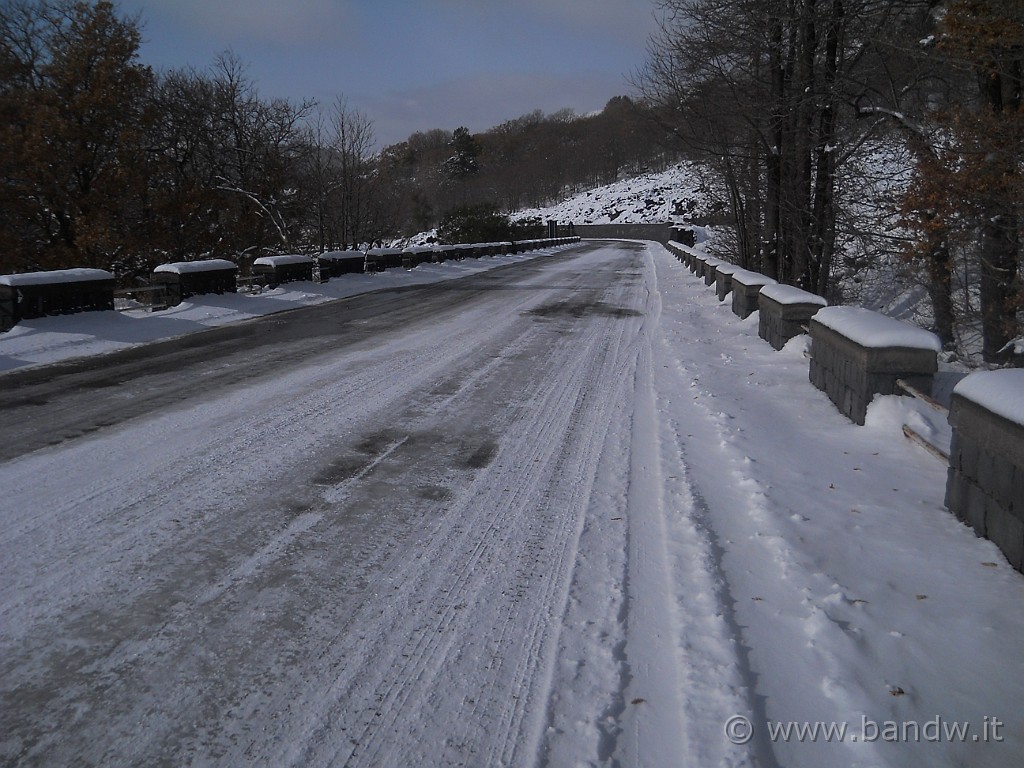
[{"x1": 724, "y1": 715, "x2": 753, "y2": 745}]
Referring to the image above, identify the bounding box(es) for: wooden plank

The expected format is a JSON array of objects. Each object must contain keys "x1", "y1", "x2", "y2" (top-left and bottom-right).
[
  {"x1": 896, "y1": 378, "x2": 948, "y2": 413},
  {"x1": 902, "y1": 424, "x2": 950, "y2": 463}
]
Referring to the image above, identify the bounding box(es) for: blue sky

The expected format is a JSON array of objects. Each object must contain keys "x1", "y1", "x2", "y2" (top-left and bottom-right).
[{"x1": 119, "y1": 0, "x2": 660, "y2": 148}]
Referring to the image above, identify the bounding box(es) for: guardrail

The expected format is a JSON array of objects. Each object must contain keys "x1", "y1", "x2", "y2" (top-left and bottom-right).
[
  {"x1": 0, "y1": 269, "x2": 116, "y2": 332},
  {"x1": 0, "y1": 237, "x2": 582, "y2": 329},
  {"x1": 808, "y1": 307, "x2": 941, "y2": 426},
  {"x1": 665, "y1": 236, "x2": 1024, "y2": 574},
  {"x1": 945, "y1": 371, "x2": 1024, "y2": 571}
]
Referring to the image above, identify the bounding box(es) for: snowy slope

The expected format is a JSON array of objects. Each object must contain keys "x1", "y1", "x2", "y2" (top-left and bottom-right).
[{"x1": 515, "y1": 161, "x2": 715, "y2": 225}]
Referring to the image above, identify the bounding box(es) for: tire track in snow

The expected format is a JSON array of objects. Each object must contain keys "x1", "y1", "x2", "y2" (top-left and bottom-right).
[
  {"x1": 0, "y1": 335, "x2": 462, "y2": 640},
  {"x1": 533, "y1": 369, "x2": 634, "y2": 767},
  {"x1": 536, "y1": 244, "x2": 766, "y2": 767},
  {"x1": 614, "y1": 258, "x2": 691, "y2": 768},
  {"x1": 647, "y1": 357, "x2": 778, "y2": 768},
  {"x1": 628, "y1": 246, "x2": 777, "y2": 768},
  {"x1": 0, "y1": 320, "x2": 523, "y2": 765}
]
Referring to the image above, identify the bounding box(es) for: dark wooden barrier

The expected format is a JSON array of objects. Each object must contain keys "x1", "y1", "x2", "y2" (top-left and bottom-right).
[
  {"x1": 0, "y1": 268, "x2": 115, "y2": 331},
  {"x1": 433, "y1": 246, "x2": 456, "y2": 263},
  {"x1": 364, "y1": 248, "x2": 403, "y2": 272},
  {"x1": 319, "y1": 251, "x2": 366, "y2": 277},
  {"x1": 401, "y1": 246, "x2": 435, "y2": 268},
  {"x1": 151, "y1": 259, "x2": 238, "y2": 306},
  {"x1": 251, "y1": 255, "x2": 315, "y2": 287}
]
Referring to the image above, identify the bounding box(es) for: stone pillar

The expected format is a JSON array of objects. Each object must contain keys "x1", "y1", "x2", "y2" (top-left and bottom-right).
[
  {"x1": 946, "y1": 370, "x2": 1024, "y2": 571},
  {"x1": 730, "y1": 269, "x2": 777, "y2": 319},
  {"x1": 757, "y1": 284, "x2": 827, "y2": 350},
  {"x1": 714, "y1": 263, "x2": 739, "y2": 302},
  {"x1": 808, "y1": 306, "x2": 940, "y2": 425}
]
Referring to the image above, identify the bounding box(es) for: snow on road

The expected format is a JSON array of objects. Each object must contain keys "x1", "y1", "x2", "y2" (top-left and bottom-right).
[{"x1": 1, "y1": 241, "x2": 1022, "y2": 767}]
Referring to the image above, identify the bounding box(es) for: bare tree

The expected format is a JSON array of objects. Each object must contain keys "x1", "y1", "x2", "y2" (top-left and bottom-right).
[
  {"x1": 636, "y1": 0, "x2": 939, "y2": 298},
  {"x1": 933, "y1": 0, "x2": 1023, "y2": 361},
  {"x1": 331, "y1": 98, "x2": 378, "y2": 248},
  {"x1": 207, "y1": 51, "x2": 313, "y2": 254}
]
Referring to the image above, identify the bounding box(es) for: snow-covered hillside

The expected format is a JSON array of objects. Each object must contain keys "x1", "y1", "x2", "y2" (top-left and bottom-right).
[{"x1": 516, "y1": 161, "x2": 718, "y2": 225}]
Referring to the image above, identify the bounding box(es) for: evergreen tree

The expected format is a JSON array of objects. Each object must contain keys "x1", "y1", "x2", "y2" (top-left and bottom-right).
[
  {"x1": 437, "y1": 203, "x2": 511, "y2": 244},
  {"x1": 443, "y1": 126, "x2": 480, "y2": 182}
]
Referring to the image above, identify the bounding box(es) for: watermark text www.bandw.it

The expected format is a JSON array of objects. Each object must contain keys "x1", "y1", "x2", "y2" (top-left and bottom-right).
[{"x1": 724, "y1": 714, "x2": 1005, "y2": 745}]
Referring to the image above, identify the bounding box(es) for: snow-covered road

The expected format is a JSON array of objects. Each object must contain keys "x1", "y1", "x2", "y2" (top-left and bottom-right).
[{"x1": 1, "y1": 241, "x2": 1022, "y2": 767}]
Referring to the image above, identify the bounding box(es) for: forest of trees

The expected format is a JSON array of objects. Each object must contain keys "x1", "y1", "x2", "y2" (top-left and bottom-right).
[
  {"x1": 0, "y1": 0, "x2": 674, "y2": 282},
  {"x1": 0, "y1": 0, "x2": 397, "y2": 278},
  {"x1": 636, "y1": 0, "x2": 1023, "y2": 362},
  {"x1": 377, "y1": 96, "x2": 676, "y2": 236}
]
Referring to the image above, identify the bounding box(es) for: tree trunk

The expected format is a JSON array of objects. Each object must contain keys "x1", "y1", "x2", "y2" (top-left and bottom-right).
[
  {"x1": 980, "y1": 209, "x2": 1020, "y2": 362},
  {"x1": 926, "y1": 240, "x2": 956, "y2": 347},
  {"x1": 811, "y1": 0, "x2": 842, "y2": 297},
  {"x1": 763, "y1": 13, "x2": 786, "y2": 281},
  {"x1": 789, "y1": 0, "x2": 818, "y2": 289},
  {"x1": 977, "y1": 65, "x2": 1021, "y2": 363}
]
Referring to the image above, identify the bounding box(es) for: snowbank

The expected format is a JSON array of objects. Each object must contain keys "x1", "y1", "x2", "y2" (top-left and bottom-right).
[
  {"x1": 153, "y1": 259, "x2": 237, "y2": 275},
  {"x1": 814, "y1": 306, "x2": 941, "y2": 351},
  {"x1": 953, "y1": 369, "x2": 1024, "y2": 427}
]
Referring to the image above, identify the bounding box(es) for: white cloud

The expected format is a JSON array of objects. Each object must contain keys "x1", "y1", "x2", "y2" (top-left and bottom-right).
[
  {"x1": 435, "y1": 0, "x2": 658, "y2": 48},
  {"x1": 147, "y1": 0, "x2": 357, "y2": 44}
]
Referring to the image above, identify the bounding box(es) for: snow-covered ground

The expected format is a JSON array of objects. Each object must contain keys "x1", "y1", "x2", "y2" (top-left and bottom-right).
[
  {"x1": 1, "y1": 241, "x2": 1022, "y2": 767},
  {"x1": 516, "y1": 162, "x2": 714, "y2": 225}
]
